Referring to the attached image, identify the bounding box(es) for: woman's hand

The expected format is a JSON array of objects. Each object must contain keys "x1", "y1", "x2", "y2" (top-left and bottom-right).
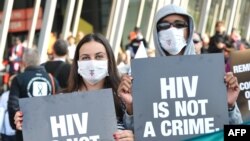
[
  {"x1": 113, "y1": 130, "x2": 134, "y2": 141},
  {"x1": 224, "y1": 72, "x2": 240, "y2": 108},
  {"x1": 118, "y1": 74, "x2": 133, "y2": 115},
  {"x1": 14, "y1": 111, "x2": 23, "y2": 130}
]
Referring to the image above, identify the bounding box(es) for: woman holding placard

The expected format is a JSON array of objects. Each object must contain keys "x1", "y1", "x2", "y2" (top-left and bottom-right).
[{"x1": 14, "y1": 33, "x2": 134, "y2": 141}]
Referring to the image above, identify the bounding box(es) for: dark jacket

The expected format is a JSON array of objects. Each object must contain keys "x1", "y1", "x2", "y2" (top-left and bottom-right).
[
  {"x1": 41, "y1": 60, "x2": 71, "y2": 89},
  {"x1": 126, "y1": 38, "x2": 148, "y2": 59},
  {"x1": 7, "y1": 66, "x2": 59, "y2": 141},
  {"x1": 208, "y1": 32, "x2": 232, "y2": 53}
]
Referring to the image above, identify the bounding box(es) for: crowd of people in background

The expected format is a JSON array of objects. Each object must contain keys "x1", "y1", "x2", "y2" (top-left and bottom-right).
[
  {"x1": 117, "y1": 22, "x2": 250, "y2": 73},
  {"x1": 0, "y1": 31, "x2": 85, "y2": 141},
  {"x1": 192, "y1": 21, "x2": 250, "y2": 73},
  {"x1": 193, "y1": 21, "x2": 250, "y2": 55},
  {"x1": 1, "y1": 21, "x2": 249, "y2": 91},
  {"x1": 0, "y1": 3, "x2": 249, "y2": 141}
]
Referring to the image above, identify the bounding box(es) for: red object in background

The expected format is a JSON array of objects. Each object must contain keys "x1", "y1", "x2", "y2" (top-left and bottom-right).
[
  {"x1": 0, "y1": 7, "x2": 43, "y2": 33},
  {"x1": 0, "y1": 8, "x2": 43, "y2": 21},
  {"x1": 2, "y1": 61, "x2": 9, "y2": 85},
  {"x1": 2, "y1": 60, "x2": 8, "y2": 66},
  {"x1": 8, "y1": 19, "x2": 43, "y2": 33},
  {"x1": 2, "y1": 72, "x2": 10, "y2": 85}
]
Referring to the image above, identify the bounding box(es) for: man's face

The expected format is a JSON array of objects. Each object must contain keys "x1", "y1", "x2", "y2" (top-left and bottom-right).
[{"x1": 160, "y1": 14, "x2": 189, "y2": 40}]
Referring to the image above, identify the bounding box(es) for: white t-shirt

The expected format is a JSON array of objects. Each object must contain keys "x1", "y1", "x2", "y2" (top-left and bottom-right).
[{"x1": 68, "y1": 45, "x2": 76, "y2": 60}]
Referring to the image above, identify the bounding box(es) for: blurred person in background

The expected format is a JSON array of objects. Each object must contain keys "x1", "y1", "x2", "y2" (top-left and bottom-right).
[
  {"x1": 128, "y1": 26, "x2": 141, "y2": 42},
  {"x1": 67, "y1": 35, "x2": 77, "y2": 61},
  {"x1": 193, "y1": 32, "x2": 209, "y2": 54},
  {"x1": 8, "y1": 37, "x2": 25, "y2": 76},
  {"x1": 209, "y1": 21, "x2": 234, "y2": 72},
  {"x1": 0, "y1": 74, "x2": 17, "y2": 141},
  {"x1": 41, "y1": 39, "x2": 71, "y2": 90},
  {"x1": 125, "y1": 31, "x2": 148, "y2": 62},
  {"x1": 47, "y1": 32, "x2": 57, "y2": 61},
  {"x1": 208, "y1": 21, "x2": 233, "y2": 55},
  {"x1": 8, "y1": 48, "x2": 59, "y2": 141},
  {"x1": 229, "y1": 28, "x2": 246, "y2": 51},
  {"x1": 201, "y1": 33, "x2": 210, "y2": 53},
  {"x1": 193, "y1": 32, "x2": 203, "y2": 54},
  {"x1": 76, "y1": 31, "x2": 85, "y2": 44}
]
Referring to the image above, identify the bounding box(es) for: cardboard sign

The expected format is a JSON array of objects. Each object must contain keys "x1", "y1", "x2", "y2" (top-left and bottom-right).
[
  {"x1": 230, "y1": 49, "x2": 250, "y2": 122},
  {"x1": 131, "y1": 53, "x2": 229, "y2": 141},
  {"x1": 19, "y1": 89, "x2": 117, "y2": 141}
]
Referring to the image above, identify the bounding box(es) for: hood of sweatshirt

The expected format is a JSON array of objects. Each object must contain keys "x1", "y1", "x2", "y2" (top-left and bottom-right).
[{"x1": 153, "y1": 4, "x2": 195, "y2": 56}]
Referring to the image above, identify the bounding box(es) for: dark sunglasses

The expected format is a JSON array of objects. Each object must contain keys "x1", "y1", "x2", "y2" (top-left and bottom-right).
[
  {"x1": 157, "y1": 20, "x2": 188, "y2": 31},
  {"x1": 193, "y1": 39, "x2": 200, "y2": 44}
]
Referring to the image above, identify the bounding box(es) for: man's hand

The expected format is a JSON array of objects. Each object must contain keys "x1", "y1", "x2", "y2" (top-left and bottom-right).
[
  {"x1": 224, "y1": 72, "x2": 240, "y2": 108},
  {"x1": 118, "y1": 75, "x2": 133, "y2": 115}
]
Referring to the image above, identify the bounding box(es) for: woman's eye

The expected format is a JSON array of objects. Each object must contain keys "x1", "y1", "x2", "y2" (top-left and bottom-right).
[
  {"x1": 81, "y1": 56, "x2": 90, "y2": 60},
  {"x1": 96, "y1": 55, "x2": 104, "y2": 59}
]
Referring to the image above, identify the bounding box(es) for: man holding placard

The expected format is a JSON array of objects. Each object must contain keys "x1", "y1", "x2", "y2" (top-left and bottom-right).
[{"x1": 118, "y1": 4, "x2": 243, "y2": 140}]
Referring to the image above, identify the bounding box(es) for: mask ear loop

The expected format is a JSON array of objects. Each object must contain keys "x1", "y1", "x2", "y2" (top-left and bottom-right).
[{"x1": 106, "y1": 60, "x2": 109, "y2": 76}]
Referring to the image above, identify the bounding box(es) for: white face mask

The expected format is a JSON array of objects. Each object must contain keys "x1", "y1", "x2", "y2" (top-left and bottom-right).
[
  {"x1": 77, "y1": 60, "x2": 109, "y2": 85},
  {"x1": 158, "y1": 28, "x2": 187, "y2": 55}
]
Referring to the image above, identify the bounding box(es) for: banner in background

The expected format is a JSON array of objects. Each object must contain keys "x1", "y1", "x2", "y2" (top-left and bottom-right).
[
  {"x1": 0, "y1": 8, "x2": 43, "y2": 32},
  {"x1": 230, "y1": 49, "x2": 250, "y2": 122}
]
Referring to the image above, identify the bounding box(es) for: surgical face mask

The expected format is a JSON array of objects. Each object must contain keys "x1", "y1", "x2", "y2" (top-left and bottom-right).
[
  {"x1": 77, "y1": 60, "x2": 109, "y2": 85},
  {"x1": 158, "y1": 28, "x2": 187, "y2": 55}
]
